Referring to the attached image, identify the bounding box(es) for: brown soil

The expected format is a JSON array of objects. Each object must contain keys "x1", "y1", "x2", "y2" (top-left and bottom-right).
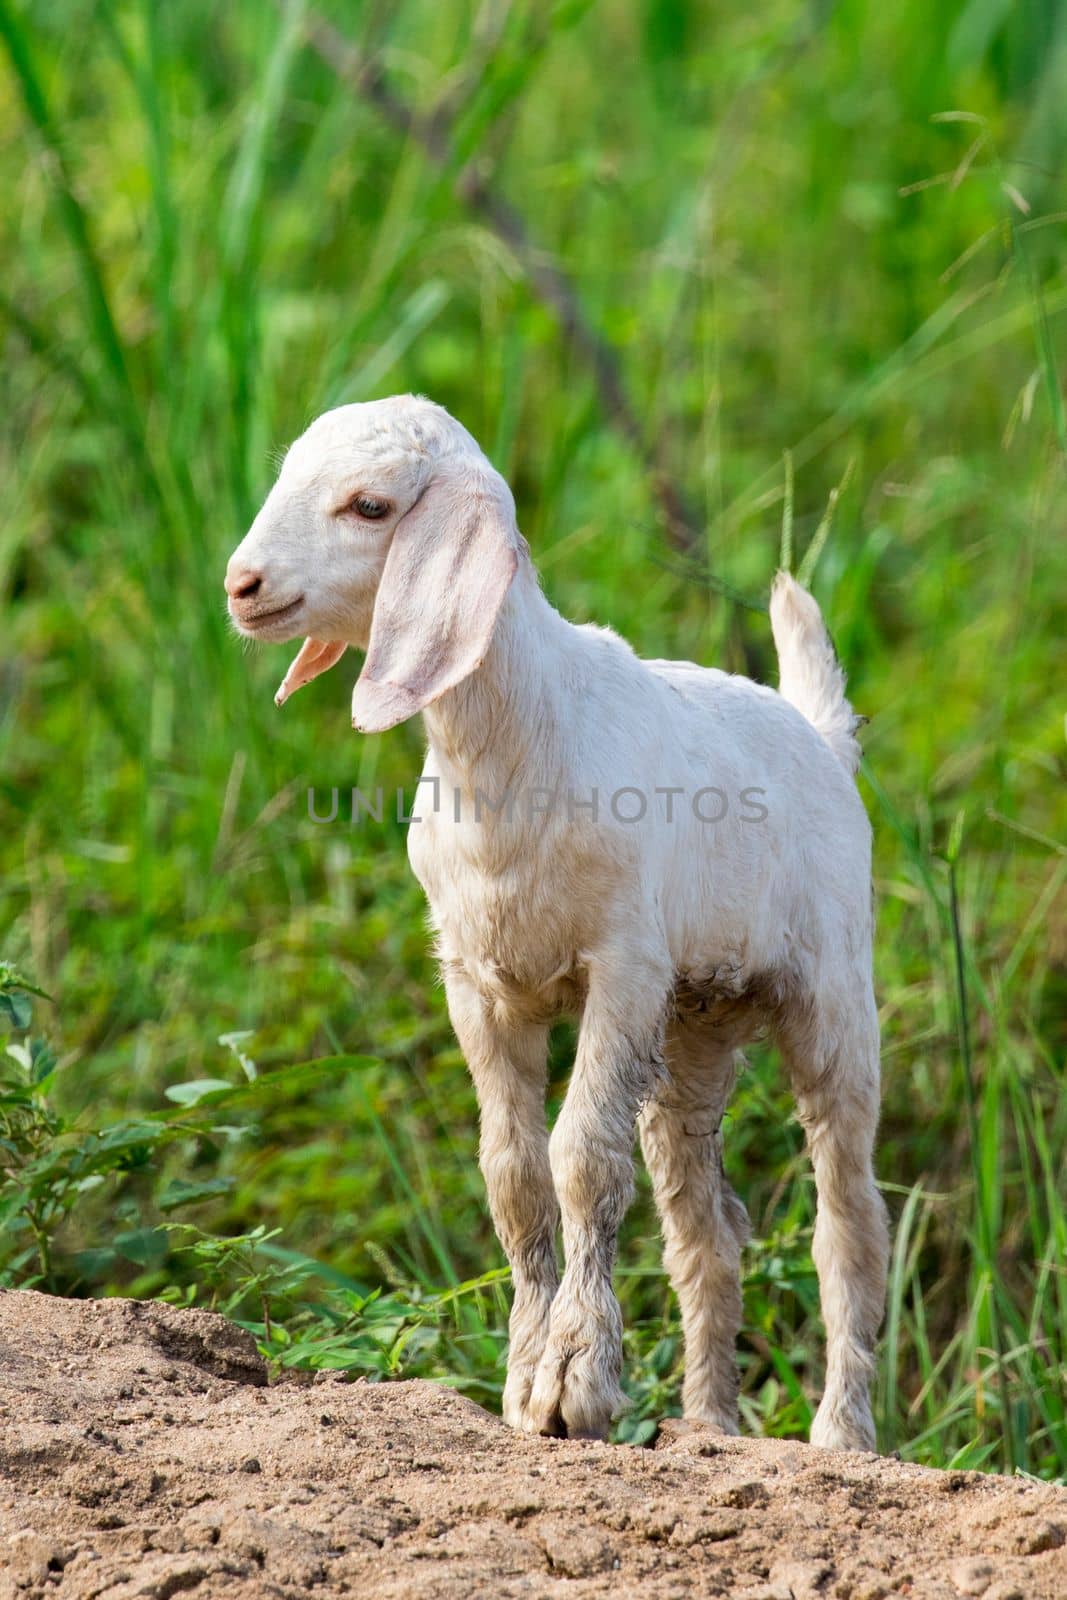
[{"x1": 0, "y1": 1290, "x2": 1063, "y2": 1599}]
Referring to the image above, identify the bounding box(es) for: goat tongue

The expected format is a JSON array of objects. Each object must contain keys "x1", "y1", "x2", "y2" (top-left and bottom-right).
[{"x1": 274, "y1": 638, "x2": 348, "y2": 707}]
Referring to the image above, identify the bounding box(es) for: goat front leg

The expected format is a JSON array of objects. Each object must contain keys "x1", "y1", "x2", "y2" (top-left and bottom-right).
[
  {"x1": 444, "y1": 967, "x2": 558, "y2": 1429},
  {"x1": 525, "y1": 953, "x2": 671, "y2": 1440}
]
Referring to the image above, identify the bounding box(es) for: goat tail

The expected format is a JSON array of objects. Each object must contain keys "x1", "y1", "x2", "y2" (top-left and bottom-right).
[{"x1": 769, "y1": 571, "x2": 862, "y2": 777}]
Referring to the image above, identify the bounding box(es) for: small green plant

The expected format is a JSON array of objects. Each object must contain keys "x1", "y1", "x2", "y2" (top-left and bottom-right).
[
  {"x1": 0, "y1": 973, "x2": 507, "y2": 1395},
  {"x1": 0, "y1": 964, "x2": 179, "y2": 1284},
  {"x1": 162, "y1": 1223, "x2": 315, "y2": 1342},
  {"x1": 0, "y1": 965, "x2": 248, "y2": 1289},
  {"x1": 158, "y1": 1221, "x2": 511, "y2": 1391}
]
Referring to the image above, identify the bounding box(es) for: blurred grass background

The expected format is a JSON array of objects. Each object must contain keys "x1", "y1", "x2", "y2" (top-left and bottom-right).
[{"x1": 1, "y1": 0, "x2": 1065, "y2": 1477}]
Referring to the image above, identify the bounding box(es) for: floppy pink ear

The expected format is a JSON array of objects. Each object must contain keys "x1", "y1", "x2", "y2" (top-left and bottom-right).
[{"x1": 352, "y1": 460, "x2": 520, "y2": 733}]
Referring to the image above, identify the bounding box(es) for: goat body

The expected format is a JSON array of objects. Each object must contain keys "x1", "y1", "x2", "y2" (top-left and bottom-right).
[{"x1": 226, "y1": 395, "x2": 888, "y2": 1452}]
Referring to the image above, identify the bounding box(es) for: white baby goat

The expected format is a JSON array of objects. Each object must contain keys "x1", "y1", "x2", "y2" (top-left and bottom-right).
[{"x1": 225, "y1": 394, "x2": 888, "y2": 1453}]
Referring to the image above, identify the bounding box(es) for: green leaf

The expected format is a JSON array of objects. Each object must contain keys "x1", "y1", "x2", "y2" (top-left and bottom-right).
[
  {"x1": 164, "y1": 1078, "x2": 236, "y2": 1106},
  {"x1": 30, "y1": 1039, "x2": 58, "y2": 1084},
  {"x1": 73, "y1": 1247, "x2": 118, "y2": 1279},
  {"x1": 114, "y1": 1226, "x2": 168, "y2": 1267},
  {"x1": 157, "y1": 1176, "x2": 235, "y2": 1212},
  {"x1": 0, "y1": 992, "x2": 32, "y2": 1029},
  {"x1": 86, "y1": 1120, "x2": 169, "y2": 1156},
  {"x1": 617, "y1": 1415, "x2": 659, "y2": 1446}
]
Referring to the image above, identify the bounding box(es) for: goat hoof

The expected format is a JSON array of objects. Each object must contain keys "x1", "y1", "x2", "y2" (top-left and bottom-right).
[
  {"x1": 502, "y1": 1366, "x2": 541, "y2": 1431},
  {"x1": 535, "y1": 1403, "x2": 567, "y2": 1440},
  {"x1": 524, "y1": 1346, "x2": 616, "y2": 1442},
  {"x1": 810, "y1": 1398, "x2": 877, "y2": 1454}
]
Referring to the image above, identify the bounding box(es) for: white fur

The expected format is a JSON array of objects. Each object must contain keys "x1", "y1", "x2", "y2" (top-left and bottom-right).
[{"x1": 226, "y1": 395, "x2": 889, "y2": 1453}]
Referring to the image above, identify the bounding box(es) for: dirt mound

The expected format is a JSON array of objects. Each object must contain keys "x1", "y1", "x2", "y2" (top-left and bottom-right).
[{"x1": 0, "y1": 1290, "x2": 1063, "y2": 1599}]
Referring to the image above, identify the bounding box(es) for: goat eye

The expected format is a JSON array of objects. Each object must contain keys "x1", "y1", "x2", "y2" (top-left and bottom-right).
[{"x1": 345, "y1": 493, "x2": 391, "y2": 520}]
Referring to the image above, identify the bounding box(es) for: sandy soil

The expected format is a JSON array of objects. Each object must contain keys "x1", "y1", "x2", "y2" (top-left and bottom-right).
[{"x1": 0, "y1": 1290, "x2": 1063, "y2": 1599}]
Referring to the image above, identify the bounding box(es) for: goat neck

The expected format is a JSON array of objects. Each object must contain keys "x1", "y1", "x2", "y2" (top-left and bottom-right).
[{"x1": 420, "y1": 562, "x2": 569, "y2": 815}]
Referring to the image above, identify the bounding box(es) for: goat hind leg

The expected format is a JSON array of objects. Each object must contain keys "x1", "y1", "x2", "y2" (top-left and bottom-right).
[
  {"x1": 639, "y1": 1020, "x2": 749, "y2": 1432},
  {"x1": 780, "y1": 983, "x2": 888, "y2": 1453}
]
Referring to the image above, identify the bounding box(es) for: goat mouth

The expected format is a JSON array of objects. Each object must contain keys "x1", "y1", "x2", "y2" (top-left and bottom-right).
[{"x1": 231, "y1": 596, "x2": 305, "y2": 636}]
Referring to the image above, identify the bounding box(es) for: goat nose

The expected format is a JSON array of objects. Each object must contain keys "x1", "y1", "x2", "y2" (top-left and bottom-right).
[{"x1": 225, "y1": 566, "x2": 263, "y2": 600}]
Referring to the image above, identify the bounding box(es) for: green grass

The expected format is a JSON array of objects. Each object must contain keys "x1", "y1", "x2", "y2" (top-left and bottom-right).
[{"x1": 1, "y1": 0, "x2": 1065, "y2": 1479}]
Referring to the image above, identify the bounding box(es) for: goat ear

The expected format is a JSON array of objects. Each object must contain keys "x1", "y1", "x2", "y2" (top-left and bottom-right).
[
  {"x1": 275, "y1": 638, "x2": 347, "y2": 707},
  {"x1": 351, "y1": 461, "x2": 520, "y2": 733}
]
